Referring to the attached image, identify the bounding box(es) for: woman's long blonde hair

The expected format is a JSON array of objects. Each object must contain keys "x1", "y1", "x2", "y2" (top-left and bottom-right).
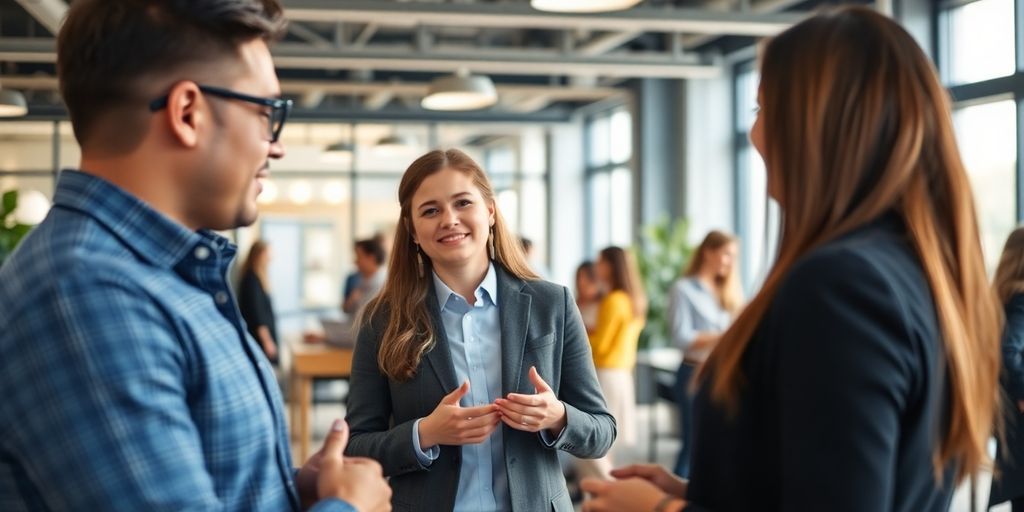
[
  {"x1": 363, "y1": 149, "x2": 537, "y2": 381},
  {"x1": 995, "y1": 227, "x2": 1024, "y2": 304},
  {"x1": 699, "y1": 6, "x2": 1001, "y2": 482},
  {"x1": 684, "y1": 230, "x2": 742, "y2": 315}
]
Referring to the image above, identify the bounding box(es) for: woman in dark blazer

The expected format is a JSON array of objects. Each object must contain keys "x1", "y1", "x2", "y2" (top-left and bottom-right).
[
  {"x1": 237, "y1": 240, "x2": 278, "y2": 364},
  {"x1": 582, "y1": 7, "x2": 1002, "y2": 512},
  {"x1": 345, "y1": 149, "x2": 616, "y2": 512},
  {"x1": 990, "y1": 226, "x2": 1024, "y2": 511}
]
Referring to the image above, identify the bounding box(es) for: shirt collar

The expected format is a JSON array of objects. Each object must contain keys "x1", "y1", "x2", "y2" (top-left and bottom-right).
[
  {"x1": 52, "y1": 170, "x2": 235, "y2": 269},
  {"x1": 432, "y1": 262, "x2": 499, "y2": 310}
]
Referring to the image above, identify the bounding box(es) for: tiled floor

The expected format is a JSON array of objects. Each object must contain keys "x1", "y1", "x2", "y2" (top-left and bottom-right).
[{"x1": 290, "y1": 388, "x2": 1008, "y2": 512}]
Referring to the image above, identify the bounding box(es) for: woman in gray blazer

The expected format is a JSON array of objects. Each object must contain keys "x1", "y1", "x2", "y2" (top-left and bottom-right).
[{"x1": 345, "y1": 148, "x2": 616, "y2": 512}]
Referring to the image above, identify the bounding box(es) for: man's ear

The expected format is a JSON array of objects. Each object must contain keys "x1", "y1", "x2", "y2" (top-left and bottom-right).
[{"x1": 162, "y1": 81, "x2": 204, "y2": 148}]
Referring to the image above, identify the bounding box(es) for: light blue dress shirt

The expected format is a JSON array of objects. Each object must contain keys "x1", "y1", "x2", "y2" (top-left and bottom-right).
[
  {"x1": 412, "y1": 264, "x2": 511, "y2": 512},
  {"x1": 666, "y1": 277, "x2": 732, "y2": 352}
]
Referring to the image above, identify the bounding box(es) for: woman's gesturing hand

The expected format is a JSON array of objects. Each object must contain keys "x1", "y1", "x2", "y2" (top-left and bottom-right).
[
  {"x1": 495, "y1": 366, "x2": 567, "y2": 436},
  {"x1": 418, "y1": 380, "x2": 501, "y2": 449}
]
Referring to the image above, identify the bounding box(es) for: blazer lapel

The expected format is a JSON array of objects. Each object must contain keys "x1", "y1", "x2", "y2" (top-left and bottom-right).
[
  {"x1": 423, "y1": 282, "x2": 460, "y2": 393},
  {"x1": 498, "y1": 267, "x2": 531, "y2": 396}
]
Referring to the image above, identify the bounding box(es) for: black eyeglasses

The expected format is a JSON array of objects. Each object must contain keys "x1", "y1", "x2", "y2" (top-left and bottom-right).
[{"x1": 149, "y1": 84, "x2": 292, "y2": 143}]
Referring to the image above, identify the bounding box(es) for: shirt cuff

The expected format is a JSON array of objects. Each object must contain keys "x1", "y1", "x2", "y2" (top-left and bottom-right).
[
  {"x1": 308, "y1": 497, "x2": 359, "y2": 512},
  {"x1": 412, "y1": 418, "x2": 440, "y2": 466}
]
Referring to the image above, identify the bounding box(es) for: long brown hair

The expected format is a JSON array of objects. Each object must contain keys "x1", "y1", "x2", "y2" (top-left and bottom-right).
[
  {"x1": 364, "y1": 149, "x2": 537, "y2": 381},
  {"x1": 598, "y1": 246, "x2": 647, "y2": 319},
  {"x1": 241, "y1": 240, "x2": 270, "y2": 289},
  {"x1": 995, "y1": 226, "x2": 1024, "y2": 304},
  {"x1": 700, "y1": 6, "x2": 1001, "y2": 482},
  {"x1": 684, "y1": 230, "x2": 742, "y2": 314}
]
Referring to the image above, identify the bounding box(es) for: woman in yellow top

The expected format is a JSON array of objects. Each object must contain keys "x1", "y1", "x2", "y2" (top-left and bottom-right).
[{"x1": 577, "y1": 246, "x2": 647, "y2": 481}]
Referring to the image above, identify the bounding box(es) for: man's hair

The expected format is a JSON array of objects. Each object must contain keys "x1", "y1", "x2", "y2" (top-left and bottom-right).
[
  {"x1": 355, "y1": 239, "x2": 386, "y2": 266},
  {"x1": 57, "y1": 0, "x2": 286, "y2": 148}
]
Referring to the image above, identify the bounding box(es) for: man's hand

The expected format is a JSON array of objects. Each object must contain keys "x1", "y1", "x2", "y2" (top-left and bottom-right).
[
  {"x1": 297, "y1": 419, "x2": 392, "y2": 511},
  {"x1": 610, "y1": 465, "x2": 687, "y2": 497},
  {"x1": 581, "y1": 477, "x2": 686, "y2": 512}
]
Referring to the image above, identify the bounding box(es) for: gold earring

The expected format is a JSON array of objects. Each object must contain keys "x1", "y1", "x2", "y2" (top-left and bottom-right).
[{"x1": 416, "y1": 244, "x2": 425, "y2": 278}]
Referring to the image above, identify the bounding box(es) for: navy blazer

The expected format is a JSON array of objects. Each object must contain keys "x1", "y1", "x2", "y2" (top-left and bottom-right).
[
  {"x1": 344, "y1": 266, "x2": 615, "y2": 512},
  {"x1": 685, "y1": 214, "x2": 954, "y2": 511},
  {"x1": 990, "y1": 293, "x2": 1024, "y2": 506}
]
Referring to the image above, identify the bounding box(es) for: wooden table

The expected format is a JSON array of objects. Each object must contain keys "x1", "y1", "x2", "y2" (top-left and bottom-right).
[{"x1": 289, "y1": 343, "x2": 354, "y2": 462}]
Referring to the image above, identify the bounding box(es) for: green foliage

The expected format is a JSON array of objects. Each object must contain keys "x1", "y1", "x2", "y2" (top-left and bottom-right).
[
  {"x1": 0, "y1": 190, "x2": 37, "y2": 267},
  {"x1": 634, "y1": 215, "x2": 692, "y2": 349}
]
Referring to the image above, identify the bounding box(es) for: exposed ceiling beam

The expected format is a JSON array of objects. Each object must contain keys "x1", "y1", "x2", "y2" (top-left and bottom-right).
[
  {"x1": 285, "y1": 0, "x2": 802, "y2": 37},
  {"x1": 300, "y1": 90, "x2": 325, "y2": 108},
  {"x1": 0, "y1": 74, "x2": 625, "y2": 102},
  {"x1": 288, "y1": 22, "x2": 332, "y2": 50},
  {"x1": 14, "y1": 0, "x2": 67, "y2": 35},
  {"x1": 363, "y1": 90, "x2": 394, "y2": 110},
  {"x1": 352, "y1": 23, "x2": 378, "y2": 48},
  {"x1": 271, "y1": 45, "x2": 720, "y2": 79},
  {"x1": 501, "y1": 94, "x2": 553, "y2": 113},
  {"x1": 18, "y1": 103, "x2": 579, "y2": 123},
  {"x1": 0, "y1": 37, "x2": 717, "y2": 79},
  {"x1": 682, "y1": 0, "x2": 808, "y2": 49},
  {"x1": 577, "y1": 31, "x2": 643, "y2": 57}
]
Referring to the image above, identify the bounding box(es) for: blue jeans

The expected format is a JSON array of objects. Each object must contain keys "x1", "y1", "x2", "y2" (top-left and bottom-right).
[{"x1": 673, "y1": 363, "x2": 696, "y2": 478}]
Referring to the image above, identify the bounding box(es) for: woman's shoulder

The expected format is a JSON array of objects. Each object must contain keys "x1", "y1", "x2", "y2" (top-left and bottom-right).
[
  {"x1": 514, "y1": 276, "x2": 571, "y2": 311},
  {"x1": 601, "y1": 290, "x2": 633, "y2": 308},
  {"x1": 768, "y1": 221, "x2": 935, "y2": 353},
  {"x1": 672, "y1": 276, "x2": 699, "y2": 290},
  {"x1": 782, "y1": 219, "x2": 923, "y2": 302}
]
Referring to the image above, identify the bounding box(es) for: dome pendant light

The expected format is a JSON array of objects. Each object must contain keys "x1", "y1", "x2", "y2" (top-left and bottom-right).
[
  {"x1": 531, "y1": 0, "x2": 643, "y2": 13},
  {"x1": 421, "y1": 69, "x2": 498, "y2": 111}
]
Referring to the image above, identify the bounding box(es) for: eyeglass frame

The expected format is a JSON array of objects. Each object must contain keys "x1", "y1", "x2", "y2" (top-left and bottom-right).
[{"x1": 148, "y1": 84, "x2": 292, "y2": 143}]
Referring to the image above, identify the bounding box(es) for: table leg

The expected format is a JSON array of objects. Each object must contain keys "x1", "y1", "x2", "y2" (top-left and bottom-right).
[
  {"x1": 289, "y1": 372, "x2": 298, "y2": 441},
  {"x1": 299, "y1": 376, "x2": 312, "y2": 462}
]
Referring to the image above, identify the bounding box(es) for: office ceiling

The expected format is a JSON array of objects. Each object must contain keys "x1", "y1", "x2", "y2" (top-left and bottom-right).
[{"x1": 0, "y1": 0, "x2": 823, "y2": 122}]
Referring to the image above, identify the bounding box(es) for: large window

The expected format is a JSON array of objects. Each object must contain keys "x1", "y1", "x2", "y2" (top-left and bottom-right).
[
  {"x1": 940, "y1": 0, "x2": 1016, "y2": 85},
  {"x1": 733, "y1": 64, "x2": 779, "y2": 293},
  {"x1": 954, "y1": 99, "x2": 1018, "y2": 271},
  {"x1": 585, "y1": 107, "x2": 634, "y2": 254},
  {"x1": 940, "y1": 0, "x2": 1024, "y2": 271}
]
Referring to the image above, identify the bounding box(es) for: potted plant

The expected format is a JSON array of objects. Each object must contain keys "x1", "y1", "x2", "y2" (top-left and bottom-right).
[
  {"x1": 0, "y1": 189, "x2": 50, "y2": 266},
  {"x1": 634, "y1": 215, "x2": 692, "y2": 349}
]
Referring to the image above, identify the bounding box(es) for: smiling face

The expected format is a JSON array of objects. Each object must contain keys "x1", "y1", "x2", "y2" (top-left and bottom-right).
[
  {"x1": 182, "y1": 38, "x2": 285, "y2": 230},
  {"x1": 409, "y1": 167, "x2": 495, "y2": 274}
]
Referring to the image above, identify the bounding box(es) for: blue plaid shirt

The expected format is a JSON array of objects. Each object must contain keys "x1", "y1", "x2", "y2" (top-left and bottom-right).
[{"x1": 0, "y1": 170, "x2": 354, "y2": 512}]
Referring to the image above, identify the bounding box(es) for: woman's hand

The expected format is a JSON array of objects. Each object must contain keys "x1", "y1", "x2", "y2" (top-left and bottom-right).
[
  {"x1": 418, "y1": 380, "x2": 501, "y2": 449},
  {"x1": 610, "y1": 465, "x2": 688, "y2": 497},
  {"x1": 581, "y1": 477, "x2": 686, "y2": 512},
  {"x1": 495, "y1": 366, "x2": 567, "y2": 436}
]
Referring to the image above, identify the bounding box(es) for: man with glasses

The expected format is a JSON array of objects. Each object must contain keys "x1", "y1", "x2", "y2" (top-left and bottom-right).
[{"x1": 0, "y1": 1, "x2": 390, "y2": 511}]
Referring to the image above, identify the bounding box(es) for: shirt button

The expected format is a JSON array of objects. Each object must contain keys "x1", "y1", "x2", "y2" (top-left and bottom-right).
[
  {"x1": 215, "y1": 291, "x2": 229, "y2": 304},
  {"x1": 194, "y1": 246, "x2": 210, "y2": 260}
]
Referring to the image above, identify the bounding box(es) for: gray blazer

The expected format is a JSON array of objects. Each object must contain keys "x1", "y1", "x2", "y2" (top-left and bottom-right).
[{"x1": 345, "y1": 266, "x2": 616, "y2": 512}]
